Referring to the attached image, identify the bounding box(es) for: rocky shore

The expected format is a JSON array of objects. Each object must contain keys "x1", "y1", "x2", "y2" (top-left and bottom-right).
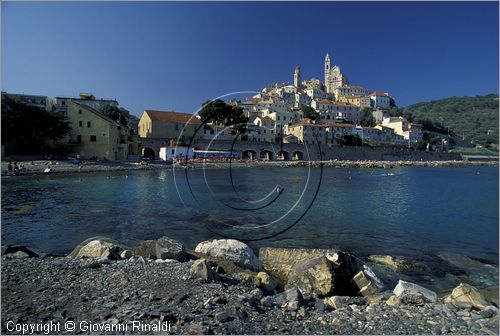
[
  {"x1": 1, "y1": 158, "x2": 498, "y2": 177},
  {"x1": 2, "y1": 237, "x2": 499, "y2": 335},
  {"x1": 1, "y1": 160, "x2": 171, "y2": 177}
]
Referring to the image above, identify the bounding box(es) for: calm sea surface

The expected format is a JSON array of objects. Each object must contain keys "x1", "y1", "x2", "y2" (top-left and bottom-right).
[{"x1": 2, "y1": 166, "x2": 498, "y2": 268}]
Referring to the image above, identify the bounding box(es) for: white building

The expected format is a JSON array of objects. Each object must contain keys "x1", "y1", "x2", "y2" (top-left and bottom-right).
[
  {"x1": 262, "y1": 110, "x2": 301, "y2": 140},
  {"x1": 311, "y1": 99, "x2": 335, "y2": 112},
  {"x1": 305, "y1": 88, "x2": 327, "y2": 100},
  {"x1": 247, "y1": 115, "x2": 276, "y2": 142},
  {"x1": 315, "y1": 101, "x2": 360, "y2": 125},
  {"x1": 3, "y1": 92, "x2": 55, "y2": 111},
  {"x1": 160, "y1": 146, "x2": 194, "y2": 161},
  {"x1": 370, "y1": 92, "x2": 391, "y2": 109}
]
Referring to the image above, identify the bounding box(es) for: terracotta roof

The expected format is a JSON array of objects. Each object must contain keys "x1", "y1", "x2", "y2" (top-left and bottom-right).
[
  {"x1": 318, "y1": 122, "x2": 353, "y2": 127},
  {"x1": 350, "y1": 85, "x2": 365, "y2": 90},
  {"x1": 371, "y1": 92, "x2": 389, "y2": 97},
  {"x1": 143, "y1": 110, "x2": 201, "y2": 124},
  {"x1": 259, "y1": 116, "x2": 275, "y2": 123},
  {"x1": 314, "y1": 99, "x2": 332, "y2": 104},
  {"x1": 288, "y1": 119, "x2": 316, "y2": 127}
]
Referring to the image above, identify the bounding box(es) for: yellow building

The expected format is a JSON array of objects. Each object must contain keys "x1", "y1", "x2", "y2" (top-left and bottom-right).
[
  {"x1": 338, "y1": 95, "x2": 371, "y2": 108},
  {"x1": 63, "y1": 101, "x2": 130, "y2": 160},
  {"x1": 285, "y1": 119, "x2": 326, "y2": 145},
  {"x1": 138, "y1": 110, "x2": 201, "y2": 142}
]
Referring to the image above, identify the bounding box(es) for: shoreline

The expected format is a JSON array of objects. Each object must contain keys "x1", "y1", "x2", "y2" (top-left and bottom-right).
[
  {"x1": 1, "y1": 159, "x2": 498, "y2": 177},
  {"x1": 2, "y1": 238, "x2": 499, "y2": 335}
]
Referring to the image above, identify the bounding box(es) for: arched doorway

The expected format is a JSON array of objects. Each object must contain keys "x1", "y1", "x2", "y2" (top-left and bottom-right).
[
  {"x1": 276, "y1": 151, "x2": 290, "y2": 161},
  {"x1": 143, "y1": 147, "x2": 155, "y2": 160},
  {"x1": 242, "y1": 150, "x2": 257, "y2": 160},
  {"x1": 260, "y1": 150, "x2": 274, "y2": 161},
  {"x1": 292, "y1": 151, "x2": 304, "y2": 161}
]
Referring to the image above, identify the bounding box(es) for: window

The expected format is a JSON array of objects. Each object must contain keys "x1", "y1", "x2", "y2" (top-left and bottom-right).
[
  {"x1": 77, "y1": 135, "x2": 81, "y2": 143},
  {"x1": 87, "y1": 121, "x2": 91, "y2": 128},
  {"x1": 78, "y1": 109, "x2": 82, "y2": 114},
  {"x1": 61, "y1": 101, "x2": 66, "y2": 105},
  {"x1": 79, "y1": 121, "x2": 83, "y2": 127},
  {"x1": 90, "y1": 135, "x2": 97, "y2": 142}
]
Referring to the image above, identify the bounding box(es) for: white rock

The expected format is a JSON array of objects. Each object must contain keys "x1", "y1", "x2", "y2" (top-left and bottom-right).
[
  {"x1": 194, "y1": 239, "x2": 262, "y2": 271},
  {"x1": 120, "y1": 250, "x2": 133, "y2": 259},
  {"x1": 393, "y1": 280, "x2": 437, "y2": 303}
]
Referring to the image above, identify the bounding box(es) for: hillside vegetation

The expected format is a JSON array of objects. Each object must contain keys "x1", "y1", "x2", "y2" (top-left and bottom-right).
[{"x1": 401, "y1": 94, "x2": 499, "y2": 147}]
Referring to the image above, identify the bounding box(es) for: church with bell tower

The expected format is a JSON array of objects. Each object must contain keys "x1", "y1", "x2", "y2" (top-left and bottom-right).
[{"x1": 324, "y1": 52, "x2": 349, "y2": 94}]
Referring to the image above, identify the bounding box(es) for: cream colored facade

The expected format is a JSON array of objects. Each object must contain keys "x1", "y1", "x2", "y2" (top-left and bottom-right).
[
  {"x1": 382, "y1": 117, "x2": 408, "y2": 135},
  {"x1": 56, "y1": 93, "x2": 118, "y2": 114},
  {"x1": 334, "y1": 86, "x2": 370, "y2": 99},
  {"x1": 138, "y1": 110, "x2": 201, "y2": 143},
  {"x1": 322, "y1": 123, "x2": 355, "y2": 145},
  {"x1": 262, "y1": 110, "x2": 301, "y2": 139},
  {"x1": 285, "y1": 120, "x2": 326, "y2": 145},
  {"x1": 381, "y1": 117, "x2": 422, "y2": 144},
  {"x1": 63, "y1": 101, "x2": 130, "y2": 160},
  {"x1": 338, "y1": 95, "x2": 371, "y2": 108}
]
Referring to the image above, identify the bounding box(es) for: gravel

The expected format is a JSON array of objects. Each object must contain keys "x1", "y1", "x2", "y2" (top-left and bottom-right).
[{"x1": 2, "y1": 256, "x2": 498, "y2": 335}]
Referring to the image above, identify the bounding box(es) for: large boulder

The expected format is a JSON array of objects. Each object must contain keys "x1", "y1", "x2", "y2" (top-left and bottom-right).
[
  {"x1": 69, "y1": 237, "x2": 126, "y2": 258},
  {"x1": 286, "y1": 256, "x2": 335, "y2": 297},
  {"x1": 132, "y1": 240, "x2": 157, "y2": 259},
  {"x1": 194, "y1": 239, "x2": 262, "y2": 271},
  {"x1": 255, "y1": 272, "x2": 278, "y2": 292},
  {"x1": 352, "y1": 269, "x2": 379, "y2": 297},
  {"x1": 2, "y1": 245, "x2": 45, "y2": 258},
  {"x1": 189, "y1": 259, "x2": 218, "y2": 282},
  {"x1": 259, "y1": 247, "x2": 364, "y2": 288},
  {"x1": 444, "y1": 283, "x2": 489, "y2": 310},
  {"x1": 273, "y1": 287, "x2": 304, "y2": 311},
  {"x1": 155, "y1": 236, "x2": 186, "y2": 261},
  {"x1": 369, "y1": 255, "x2": 426, "y2": 272},
  {"x1": 393, "y1": 280, "x2": 437, "y2": 304},
  {"x1": 324, "y1": 296, "x2": 365, "y2": 310},
  {"x1": 186, "y1": 250, "x2": 258, "y2": 284}
]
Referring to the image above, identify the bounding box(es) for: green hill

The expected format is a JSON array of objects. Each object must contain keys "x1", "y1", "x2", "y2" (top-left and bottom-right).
[{"x1": 401, "y1": 94, "x2": 499, "y2": 147}]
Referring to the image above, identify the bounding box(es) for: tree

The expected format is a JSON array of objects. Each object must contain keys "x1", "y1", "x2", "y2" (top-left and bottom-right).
[
  {"x1": 300, "y1": 105, "x2": 319, "y2": 121},
  {"x1": 389, "y1": 97, "x2": 397, "y2": 108},
  {"x1": 99, "y1": 104, "x2": 128, "y2": 126},
  {"x1": 1, "y1": 94, "x2": 71, "y2": 154},
  {"x1": 199, "y1": 99, "x2": 248, "y2": 133},
  {"x1": 339, "y1": 134, "x2": 362, "y2": 146},
  {"x1": 359, "y1": 107, "x2": 375, "y2": 126}
]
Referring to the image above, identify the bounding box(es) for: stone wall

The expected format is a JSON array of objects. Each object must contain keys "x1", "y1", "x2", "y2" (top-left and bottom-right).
[{"x1": 192, "y1": 140, "x2": 462, "y2": 162}]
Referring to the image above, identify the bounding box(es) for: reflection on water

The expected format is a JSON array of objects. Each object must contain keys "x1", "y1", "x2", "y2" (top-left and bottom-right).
[{"x1": 2, "y1": 166, "x2": 499, "y2": 290}]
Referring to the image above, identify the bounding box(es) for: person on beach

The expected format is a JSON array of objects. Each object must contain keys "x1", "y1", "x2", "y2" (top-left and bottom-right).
[
  {"x1": 13, "y1": 162, "x2": 20, "y2": 175},
  {"x1": 7, "y1": 162, "x2": 13, "y2": 174}
]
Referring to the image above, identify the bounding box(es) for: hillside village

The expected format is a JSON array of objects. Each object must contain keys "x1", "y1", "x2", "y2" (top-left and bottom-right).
[{"x1": 3, "y1": 53, "x2": 431, "y2": 161}]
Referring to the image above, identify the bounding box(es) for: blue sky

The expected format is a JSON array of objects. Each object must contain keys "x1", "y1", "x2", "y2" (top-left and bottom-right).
[{"x1": 2, "y1": 1, "x2": 498, "y2": 117}]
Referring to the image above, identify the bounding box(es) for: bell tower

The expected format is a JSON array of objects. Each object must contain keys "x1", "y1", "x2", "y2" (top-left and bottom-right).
[
  {"x1": 294, "y1": 66, "x2": 301, "y2": 89},
  {"x1": 324, "y1": 53, "x2": 331, "y2": 93}
]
